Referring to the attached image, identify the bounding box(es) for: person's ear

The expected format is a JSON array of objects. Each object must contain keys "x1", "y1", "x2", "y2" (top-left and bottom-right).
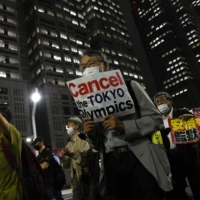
[{"x1": 75, "y1": 124, "x2": 79, "y2": 130}]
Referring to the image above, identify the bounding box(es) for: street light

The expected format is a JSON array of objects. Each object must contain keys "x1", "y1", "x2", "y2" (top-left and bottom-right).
[
  {"x1": 26, "y1": 137, "x2": 32, "y2": 143},
  {"x1": 31, "y1": 88, "x2": 41, "y2": 140}
]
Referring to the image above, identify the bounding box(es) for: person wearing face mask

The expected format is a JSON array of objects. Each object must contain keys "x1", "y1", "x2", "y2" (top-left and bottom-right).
[
  {"x1": 31, "y1": 136, "x2": 54, "y2": 200},
  {"x1": 79, "y1": 49, "x2": 173, "y2": 200},
  {"x1": 62, "y1": 116, "x2": 90, "y2": 200},
  {"x1": 154, "y1": 92, "x2": 200, "y2": 200}
]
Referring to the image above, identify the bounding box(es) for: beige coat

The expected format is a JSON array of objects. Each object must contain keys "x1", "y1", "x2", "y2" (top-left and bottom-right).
[{"x1": 62, "y1": 135, "x2": 89, "y2": 181}]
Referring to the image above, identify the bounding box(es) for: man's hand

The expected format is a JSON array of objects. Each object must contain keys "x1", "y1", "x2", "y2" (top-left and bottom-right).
[
  {"x1": 83, "y1": 117, "x2": 97, "y2": 138},
  {"x1": 63, "y1": 147, "x2": 73, "y2": 157},
  {"x1": 40, "y1": 162, "x2": 49, "y2": 170},
  {"x1": 179, "y1": 114, "x2": 193, "y2": 121},
  {"x1": 56, "y1": 149, "x2": 65, "y2": 159},
  {"x1": 103, "y1": 115, "x2": 125, "y2": 133}
]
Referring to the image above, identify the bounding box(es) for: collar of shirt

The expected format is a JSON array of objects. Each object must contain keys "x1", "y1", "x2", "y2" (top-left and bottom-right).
[
  {"x1": 162, "y1": 107, "x2": 173, "y2": 128},
  {"x1": 71, "y1": 133, "x2": 80, "y2": 142},
  {"x1": 162, "y1": 107, "x2": 176, "y2": 149}
]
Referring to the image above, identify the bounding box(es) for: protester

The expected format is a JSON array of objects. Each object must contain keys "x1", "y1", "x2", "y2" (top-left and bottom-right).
[
  {"x1": 52, "y1": 148, "x2": 64, "y2": 200},
  {"x1": 62, "y1": 116, "x2": 90, "y2": 200},
  {"x1": 32, "y1": 136, "x2": 54, "y2": 200},
  {"x1": 0, "y1": 107, "x2": 23, "y2": 199},
  {"x1": 78, "y1": 133, "x2": 102, "y2": 200},
  {"x1": 154, "y1": 91, "x2": 200, "y2": 200},
  {"x1": 79, "y1": 49, "x2": 173, "y2": 200}
]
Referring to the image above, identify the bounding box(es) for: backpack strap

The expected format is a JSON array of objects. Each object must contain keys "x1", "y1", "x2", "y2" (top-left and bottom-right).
[
  {"x1": 1, "y1": 138, "x2": 22, "y2": 179},
  {"x1": 125, "y1": 80, "x2": 141, "y2": 117}
]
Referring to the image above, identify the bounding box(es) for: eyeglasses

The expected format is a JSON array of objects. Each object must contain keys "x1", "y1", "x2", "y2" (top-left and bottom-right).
[
  {"x1": 155, "y1": 98, "x2": 167, "y2": 104},
  {"x1": 79, "y1": 60, "x2": 101, "y2": 72}
]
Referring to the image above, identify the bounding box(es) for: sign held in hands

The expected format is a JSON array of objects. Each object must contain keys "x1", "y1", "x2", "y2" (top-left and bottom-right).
[
  {"x1": 67, "y1": 70, "x2": 135, "y2": 121},
  {"x1": 168, "y1": 117, "x2": 200, "y2": 144}
]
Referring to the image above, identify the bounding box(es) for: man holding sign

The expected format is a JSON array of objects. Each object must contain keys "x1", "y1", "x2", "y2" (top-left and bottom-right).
[
  {"x1": 67, "y1": 49, "x2": 173, "y2": 200},
  {"x1": 154, "y1": 91, "x2": 200, "y2": 200}
]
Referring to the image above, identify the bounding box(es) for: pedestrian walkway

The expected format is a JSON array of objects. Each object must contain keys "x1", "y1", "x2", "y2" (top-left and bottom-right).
[
  {"x1": 53, "y1": 189, "x2": 72, "y2": 200},
  {"x1": 62, "y1": 189, "x2": 72, "y2": 196},
  {"x1": 56, "y1": 187, "x2": 194, "y2": 200}
]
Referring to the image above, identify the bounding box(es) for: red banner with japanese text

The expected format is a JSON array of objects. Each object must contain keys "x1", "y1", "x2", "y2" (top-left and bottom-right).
[
  {"x1": 168, "y1": 117, "x2": 200, "y2": 144},
  {"x1": 193, "y1": 107, "x2": 200, "y2": 117}
]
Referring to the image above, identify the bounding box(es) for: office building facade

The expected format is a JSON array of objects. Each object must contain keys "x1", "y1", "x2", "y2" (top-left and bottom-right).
[
  {"x1": 0, "y1": 0, "x2": 143, "y2": 148},
  {"x1": 129, "y1": 0, "x2": 200, "y2": 108}
]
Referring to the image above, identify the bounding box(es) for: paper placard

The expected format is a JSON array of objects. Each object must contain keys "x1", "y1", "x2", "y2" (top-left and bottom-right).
[{"x1": 67, "y1": 70, "x2": 135, "y2": 121}]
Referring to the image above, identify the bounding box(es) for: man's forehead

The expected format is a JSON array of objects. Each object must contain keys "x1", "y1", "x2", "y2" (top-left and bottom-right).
[
  {"x1": 156, "y1": 94, "x2": 166, "y2": 99},
  {"x1": 81, "y1": 55, "x2": 99, "y2": 63},
  {"x1": 67, "y1": 121, "x2": 75, "y2": 125}
]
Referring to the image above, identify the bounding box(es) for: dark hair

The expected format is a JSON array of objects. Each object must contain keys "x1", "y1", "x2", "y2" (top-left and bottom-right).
[
  {"x1": 79, "y1": 49, "x2": 109, "y2": 68},
  {"x1": 153, "y1": 92, "x2": 173, "y2": 104},
  {"x1": 0, "y1": 107, "x2": 12, "y2": 122}
]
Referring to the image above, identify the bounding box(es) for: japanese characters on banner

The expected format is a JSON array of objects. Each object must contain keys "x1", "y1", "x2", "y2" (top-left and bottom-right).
[
  {"x1": 192, "y1": 107, "x2": 200, "y2": 117},
  {"x1": 168, "y1": 117, "x2": 200, "y2": 144},
  {"x1": 67, "y1": 70, "x2": 135, "y2": 122}
]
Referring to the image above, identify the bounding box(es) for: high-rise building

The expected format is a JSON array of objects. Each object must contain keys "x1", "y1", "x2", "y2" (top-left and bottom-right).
[
  {"x1": 0, "y1": 0, "x2": 143, "y2": 148},
  {"x1": 129, "y1": 0, "x2": 200, "y2": 108},
  {"x1": 0, "y1": 0, "x2": 32, "y2": 139}
]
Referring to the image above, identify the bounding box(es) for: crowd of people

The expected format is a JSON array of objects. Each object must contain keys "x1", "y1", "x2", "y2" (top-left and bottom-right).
[{"x1": 0, "y1": 49, "x2": 200, "y2": 200}]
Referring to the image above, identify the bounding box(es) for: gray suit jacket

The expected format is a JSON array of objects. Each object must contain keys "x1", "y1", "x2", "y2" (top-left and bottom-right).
[{"x1": 95, "y1": 80, "x2": 173, "y2": 199}]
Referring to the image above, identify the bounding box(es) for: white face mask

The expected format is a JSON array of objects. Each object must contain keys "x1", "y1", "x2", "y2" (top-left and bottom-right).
[
  {"x1": 82, "y1": 63, "x2": 103, "y2": 77},
  {"x1": 157, "y1": 104, "x2": 170, "y2": 114},
  {"x1": 66, "y1": 127, "x2": 75, "y2": 136}
]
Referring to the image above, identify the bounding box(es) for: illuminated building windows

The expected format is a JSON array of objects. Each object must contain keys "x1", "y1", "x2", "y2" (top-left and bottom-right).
[
  {"x1": 80, "y1": 23, "x2": 86, "y2": 28},
  {"x1": 76, "y1": 40, "x2": 82, "y2": 45},
  {"x1": 76, "y1": 70, "x2": 82, "y2": 76},
  {"x1": 72, "y1": 20, "x2": 78, "y2": 25},
  {"x1": 87, "y1": 7, "x2": 91, "y2": 13},
  {"x1": 64, "y1": 56, "x2": 71, "y2": 62},
  {"x1": 65, "y1": 16, "x2": 71, "y2": 21},
  {"x1": 73, "y1": 58, "x2": 79, "y2": 64},
  {"x1": 78, "y1": 13, "x2": 83, "y2": 19},
  {"x1": 114, "y1": 60, "x2": 119, "y2": 65},
  {"x1": 63, "y1": 45, "x2": 69, "y2": 51},
  {"x1": 57, "y1": 13, "x2": 63, "y2": 18},
  {"x1": 106, "y1": 10, "x2": 111, "y2": 15},
  {"x1": 64, "y1": 7, "x2": 69, "y2": 12},
  {"x1": 70, "y1": 11, "x2": 76, "y2": 16},
  {"x1": 69, "y1": 36, "x2": 75, "y2": 42},
  {"x1": 67, "y1": 69, "x2": 74, "y2": 74},
  {"x1": 71, "y1": 47, "x2": 77, "y2": 52},
  {"x1": 60, "y1": 33, "x2": 67, "y2": 39},
  {"x1": 84, "y1": 42, "x2": 90, "y2": 47}
]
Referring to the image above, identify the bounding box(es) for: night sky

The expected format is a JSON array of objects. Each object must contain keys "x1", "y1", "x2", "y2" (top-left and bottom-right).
[{"x1": 116, "y1": 0, "x2": 158, "y2": 98}]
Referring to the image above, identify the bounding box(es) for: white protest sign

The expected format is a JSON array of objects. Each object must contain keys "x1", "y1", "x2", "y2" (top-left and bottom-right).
[{"x1": 67, "y1": 70, "x2": 135, "y2": 121}]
